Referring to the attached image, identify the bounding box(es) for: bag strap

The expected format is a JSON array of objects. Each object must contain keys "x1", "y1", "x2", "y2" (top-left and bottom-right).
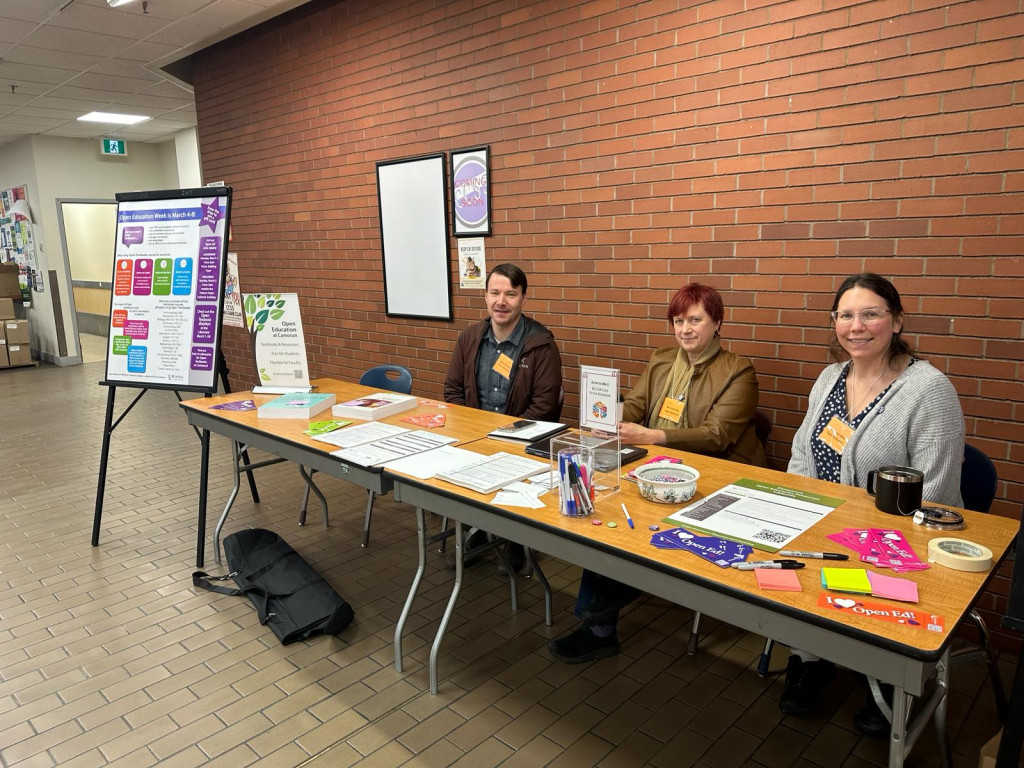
[{"x1": 192, "y1": 570, "x2": 243, "y2": 596}]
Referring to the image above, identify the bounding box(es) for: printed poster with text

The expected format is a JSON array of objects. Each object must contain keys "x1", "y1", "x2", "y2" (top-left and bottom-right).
[{"x1": 105, "y1": 192, "x2": 229, "y2": 391}]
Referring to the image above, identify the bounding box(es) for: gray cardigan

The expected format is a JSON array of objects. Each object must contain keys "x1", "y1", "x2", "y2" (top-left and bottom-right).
[{"x1": 788, "y1": 360, "x2": 964, "y2": 507}]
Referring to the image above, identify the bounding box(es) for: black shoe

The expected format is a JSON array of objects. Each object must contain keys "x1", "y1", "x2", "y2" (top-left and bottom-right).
[
  {"x1": 779, "y1": 656, "x2": 837, "y2": 716},
  {"x1": 547, "y1": 625, "x2": 619, "y2": 664},
  {"x1": 853, "y1": 687, "x2": 892, "y2": 739},
  {"x1": 497, "y1": 542, "x2": 526, "y2": 575},
  {"x1": 444, "y1": 529, "x2": 488, "y2": 571}
]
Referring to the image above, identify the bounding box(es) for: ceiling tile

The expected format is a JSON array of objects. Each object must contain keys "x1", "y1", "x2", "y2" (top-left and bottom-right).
[
  {"x1": 3, "y1": 46, "x2": 105, "y2": 71},
  {"x1": 0, "y1": 18, "x2": 40, "y2": 45},
  {"x1": 0, "y1": 0, "x2": 312, "y2": 144},
  {"x1": 21, "y1": 26, "x2": 139, "y2": 57}
]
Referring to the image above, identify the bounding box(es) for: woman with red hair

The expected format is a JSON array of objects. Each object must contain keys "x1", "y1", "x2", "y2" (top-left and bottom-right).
[{"x1": 549, "y1": 283, "x2": 767, "y2": 663}]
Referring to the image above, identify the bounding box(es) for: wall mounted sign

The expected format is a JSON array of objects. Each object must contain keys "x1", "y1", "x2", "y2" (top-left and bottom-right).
[{"x1": 451, "y1": 145, "x2": 491, "y2": 236}]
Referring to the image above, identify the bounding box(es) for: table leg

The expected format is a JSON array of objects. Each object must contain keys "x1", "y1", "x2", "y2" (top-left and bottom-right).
[
  {"x1": 196, "y1": 427, "x2": 210, "y2": 568},
  {"x1": 933, "y1": 652, "x2": 953, "y2": 768},
  {"x1": 525, "y1": 548, "x2": 553, "y2": 626},
  {"x1": 394, "y1": 507, "x2": 427, "y2": 674},
  {"x1": 213, "y1": 440, "x2": 244, "y2": 565},
  {"x1": 430, "y1": 520, "x2": 466, "y2": 694},
  {"x1": 888, "y1": 684, "x2": 911, "y2": 768}
]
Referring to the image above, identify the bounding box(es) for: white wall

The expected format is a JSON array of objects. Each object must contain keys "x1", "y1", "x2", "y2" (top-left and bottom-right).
[
  {"x1": 174, "y1": 128, "x2": 202, "y2": 188},
  {"x1": 11, "y1": 136, "x2": 182, "y2": 362}
]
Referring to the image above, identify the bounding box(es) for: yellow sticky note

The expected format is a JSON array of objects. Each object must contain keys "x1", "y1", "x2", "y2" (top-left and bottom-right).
[{"x1": 821, "y1": 567, "x2": 872, "y2": 594}]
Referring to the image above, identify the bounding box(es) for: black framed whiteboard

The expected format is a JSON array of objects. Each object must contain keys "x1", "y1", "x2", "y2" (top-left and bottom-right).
[
  {"x1": 102, "y1": 187, "x2": 232, "y2": 393},
  {"x1": 376, "y1": 153, "x2": 452, "y2": 320}
]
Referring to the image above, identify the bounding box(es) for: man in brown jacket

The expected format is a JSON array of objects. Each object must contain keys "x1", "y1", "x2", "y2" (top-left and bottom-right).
[
  {"x1": 444, "y1": 263, "x2": 563, "y2": 422},
  {"x1": 443, "y1": 263, "x2": 564, "y2": 571}
]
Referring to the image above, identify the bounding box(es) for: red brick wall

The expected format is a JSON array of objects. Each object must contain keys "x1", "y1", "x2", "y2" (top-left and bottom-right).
[{"x1": 194, "y1": 0, "x2": 1023, "y2": 644}]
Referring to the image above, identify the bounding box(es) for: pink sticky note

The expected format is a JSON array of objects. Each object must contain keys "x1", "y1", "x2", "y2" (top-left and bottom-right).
[
  {"x1": 755, "y1": 568, "x2": 803, "y2": 592},
  {"x1": 867, "y1": 571, "x2": 919, "y2": 603}
]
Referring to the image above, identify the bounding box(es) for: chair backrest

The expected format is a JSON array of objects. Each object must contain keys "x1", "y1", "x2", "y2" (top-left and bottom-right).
[
  {"x1": 961, "y1": 443, "x2": 998, "y2": 514},
  {"x1": 359, "y1": 365, "x2": 413, "y2": 395},
  {"x1": 753, "y1": 409, "x2": 772, "y2": 449}
]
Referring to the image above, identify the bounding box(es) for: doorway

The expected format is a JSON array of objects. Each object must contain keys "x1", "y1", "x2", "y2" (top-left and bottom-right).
[{"x1": 56, "y1": 199, "x2": 116, "y2": 364}]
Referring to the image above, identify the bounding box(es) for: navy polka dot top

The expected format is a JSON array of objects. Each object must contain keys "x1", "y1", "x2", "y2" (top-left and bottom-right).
[{"x1": 810, "y1": 360, "x2": 915, "y2": 483}]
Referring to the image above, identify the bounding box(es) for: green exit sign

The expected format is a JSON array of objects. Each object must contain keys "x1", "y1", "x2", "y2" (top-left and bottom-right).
[{"x1": 101, "y1": 138, "x2": 127, "y2": 156}]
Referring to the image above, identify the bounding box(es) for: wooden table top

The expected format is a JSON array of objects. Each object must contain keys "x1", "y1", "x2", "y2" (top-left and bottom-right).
[
  {"x1": 396, "y1": 436, "x2": 1019, "y2": 656},
  {"x1": 179, "y1": 377, "x2": 537, "y2": 455}
]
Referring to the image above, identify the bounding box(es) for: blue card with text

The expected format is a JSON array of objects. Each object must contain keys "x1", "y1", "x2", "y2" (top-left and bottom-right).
[{"x1": 650, "y1": 527, "x2": 752, "y2": 568}]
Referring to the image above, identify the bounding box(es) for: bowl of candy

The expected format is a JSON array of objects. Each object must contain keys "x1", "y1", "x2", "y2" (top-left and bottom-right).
[{"x1": 634, "y1": 463, "x2": 700, "y2": 504}]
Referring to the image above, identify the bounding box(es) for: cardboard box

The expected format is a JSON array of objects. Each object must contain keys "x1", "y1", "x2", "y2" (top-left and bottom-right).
[
  {"x1": 4, "y1": 319, "x2": 28, "y2": 344},
  {"x1": 6, "y1": 343, "x2": 30, "y2": 367},
  {"x1": 0, "y1": 264, "x2": 19, "y2": 300},
  {"x1": 0, "y1": 297, "x2": 14, "y2": 320},
  {"x1": 0, "y1": 339, "x2": 8, "y2": 367}
]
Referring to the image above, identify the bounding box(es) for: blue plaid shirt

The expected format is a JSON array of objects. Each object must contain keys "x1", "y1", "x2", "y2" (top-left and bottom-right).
[{"x1": 474, "y1": 318, "x2": 525, "y2": 414}]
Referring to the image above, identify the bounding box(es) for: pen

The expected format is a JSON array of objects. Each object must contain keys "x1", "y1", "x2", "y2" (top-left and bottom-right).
[
  {"x1": 620, "y1": 503, "x2": 634, "y2": 529},
  {"x1": 731, "y1": 560, "x2": 806, "y2": 570},
  {"x1": 778, "y1": 550, "x2": 849, "y2": 561},
  {"x1": 567, "y1": 462, "x2": 593, "y2": 515}
]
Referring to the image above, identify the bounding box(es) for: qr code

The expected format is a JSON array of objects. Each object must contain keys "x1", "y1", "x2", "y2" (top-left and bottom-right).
[{"x1": 753, "y1": 529, "x2": 787, "y2": 545}]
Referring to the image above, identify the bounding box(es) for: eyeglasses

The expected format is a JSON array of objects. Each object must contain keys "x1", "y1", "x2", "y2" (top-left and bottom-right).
[{"x1": 830, "y1": 308, "x2": 891, "y2": 325}]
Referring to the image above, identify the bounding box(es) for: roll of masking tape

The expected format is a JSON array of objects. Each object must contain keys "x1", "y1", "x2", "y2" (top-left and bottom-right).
[{"x1": 927, "y1": 537, "x2": 993, "y2": 572}]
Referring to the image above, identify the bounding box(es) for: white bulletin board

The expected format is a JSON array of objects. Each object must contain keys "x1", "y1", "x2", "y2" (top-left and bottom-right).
[{"x1": 376, "y1": 153, "x2": 452, "y2": 320}]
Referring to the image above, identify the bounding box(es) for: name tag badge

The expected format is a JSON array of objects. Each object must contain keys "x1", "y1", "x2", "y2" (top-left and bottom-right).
[
  {"x1": 819, "y1": 415, "x2": 854, "y2": 454},
  {"x1": 492, "y1": 353, "x2": 514, "y2": 380},
  {"x1": 658, "y1": 396, "x2": 685, "y2": 423}
]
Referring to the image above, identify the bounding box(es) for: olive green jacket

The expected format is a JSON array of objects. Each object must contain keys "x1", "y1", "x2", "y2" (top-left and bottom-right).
[{"x1": 622, "y1": 345, "x2": 766, "y2": 466}]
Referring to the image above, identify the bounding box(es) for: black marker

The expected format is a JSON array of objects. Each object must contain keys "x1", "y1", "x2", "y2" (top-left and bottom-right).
[{"x1": 778, "y1": 550, "x2": 849, "y2": 560}]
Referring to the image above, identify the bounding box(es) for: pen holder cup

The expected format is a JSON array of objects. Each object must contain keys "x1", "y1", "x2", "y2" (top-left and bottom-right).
[{"x1": 551, "y1": 430, "x2": 620, "y2": 517}]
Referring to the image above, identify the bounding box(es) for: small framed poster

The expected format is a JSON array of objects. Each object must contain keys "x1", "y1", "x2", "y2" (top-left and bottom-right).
[{"x1": 451, "y1": 145, "x2": 491, "y2": 236}]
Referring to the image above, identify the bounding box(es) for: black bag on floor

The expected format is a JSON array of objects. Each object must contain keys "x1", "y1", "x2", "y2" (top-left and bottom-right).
[{"x1": 193, "y1": 528, "x2": 354, "y2": 645}]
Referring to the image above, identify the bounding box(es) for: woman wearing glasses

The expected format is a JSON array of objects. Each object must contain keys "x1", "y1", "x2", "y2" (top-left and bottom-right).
[
  {"x1": 548, "y1": 283, "x2": 767, "y2": 663},
  {"x1": 781, "y1": 272, "x2": 964, "y2": 735}
]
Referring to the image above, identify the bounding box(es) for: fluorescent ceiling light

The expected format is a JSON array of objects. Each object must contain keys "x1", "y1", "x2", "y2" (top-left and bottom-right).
[
  {"x1": 77, "y1": 111, "x2": 150, "y2": 125},
  {"x1": 107, "y1": 0, "x2": 138, "y2": 7}
]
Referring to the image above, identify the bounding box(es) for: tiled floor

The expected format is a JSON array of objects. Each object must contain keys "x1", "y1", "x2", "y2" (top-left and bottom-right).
[
  {"x1": 0, "y1": 361, "x2": 1013, "y2": 767},
  {"x1": 78, "y1": 333, "x2": 107, "y2": 364}
]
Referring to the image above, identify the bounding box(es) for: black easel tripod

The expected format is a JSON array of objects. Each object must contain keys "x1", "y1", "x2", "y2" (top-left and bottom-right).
[{"x1": 91, "y1": 352, "x2": 259, "y2": 568}]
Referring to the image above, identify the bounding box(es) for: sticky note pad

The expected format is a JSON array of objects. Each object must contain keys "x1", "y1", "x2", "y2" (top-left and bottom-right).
[
  {"x1": 755, "y1": 568, "x2": 802, "y2": 592},
  {"x1": 821, "y1": 567, "x2": 872, "y2": 594},
  {"x1": 867, "y1": 571, "x2": 919, "y2": 603}
]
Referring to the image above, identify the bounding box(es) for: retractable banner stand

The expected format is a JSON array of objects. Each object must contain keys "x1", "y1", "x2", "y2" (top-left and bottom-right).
[{"x1": 93, "y1": 188, "x2": 233, "y2": 565}]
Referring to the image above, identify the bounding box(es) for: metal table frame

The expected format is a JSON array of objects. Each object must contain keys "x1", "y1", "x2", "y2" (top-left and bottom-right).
[
  {"x1": 181, "y1": 407, "x2": 390, "y2": 567},
  {"x1": 392, "y1": 477, "x2": 955, "y2": 768}
]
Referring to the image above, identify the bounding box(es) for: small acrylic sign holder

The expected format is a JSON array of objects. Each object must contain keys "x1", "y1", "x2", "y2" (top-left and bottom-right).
[{"x1": 551, "y1": 429, "x2": 621, "y2": 517}]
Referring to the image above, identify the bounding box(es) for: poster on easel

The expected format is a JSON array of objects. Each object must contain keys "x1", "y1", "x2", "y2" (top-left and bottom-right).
[
  {"x1": 103, "y1": 187, "x2": 232, "y2": 393},
  {"x1": 243, "y1": 293, "x2": 313, "y2": 393}
]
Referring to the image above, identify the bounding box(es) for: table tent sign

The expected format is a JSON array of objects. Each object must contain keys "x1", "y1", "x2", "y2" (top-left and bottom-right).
[{"x1": 244, "y1": 292, "x2": 313, "y2": 394}]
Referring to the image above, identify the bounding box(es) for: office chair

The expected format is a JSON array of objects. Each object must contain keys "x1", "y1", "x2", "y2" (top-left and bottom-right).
[
  {"x1": 299, "y1": 364, "x2": 414, "y2": 546},
  {"x1": 687, "y1": 410, "x2": 772, "y2": 655},
  {"x1": 359, "y1": 364, "x2": 413, "y2": 395}
]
